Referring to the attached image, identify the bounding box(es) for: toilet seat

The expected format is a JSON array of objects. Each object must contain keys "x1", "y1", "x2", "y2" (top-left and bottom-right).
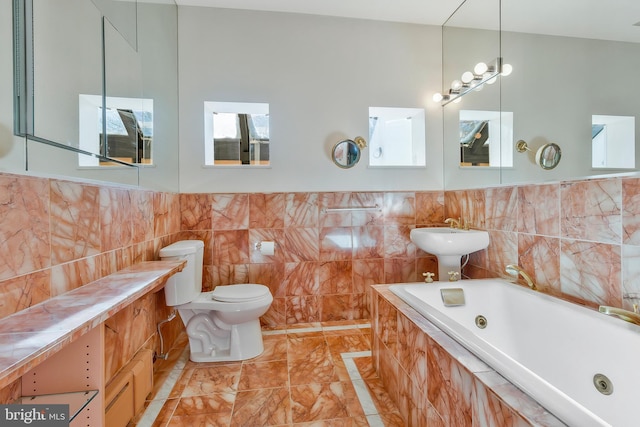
[{"x1": 211, "y1": 284, "x2": 270, "y2": 303}]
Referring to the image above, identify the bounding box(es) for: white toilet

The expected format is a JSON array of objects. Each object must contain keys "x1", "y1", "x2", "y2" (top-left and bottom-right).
[{"x1": 159, "y1": 240, "x2": 273, "y2": 362}]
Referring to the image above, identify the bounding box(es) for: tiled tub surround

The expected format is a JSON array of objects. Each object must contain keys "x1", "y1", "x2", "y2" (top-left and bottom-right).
[
  {"x1": 447, "y1": 176, "x2": 640, "y2": 312},
  {"x1": 371, "y1": 285, "x2": 565, "y2": 427},
  {"x1": 390, "y1": 279, "x2": 640, "y2": 426}
]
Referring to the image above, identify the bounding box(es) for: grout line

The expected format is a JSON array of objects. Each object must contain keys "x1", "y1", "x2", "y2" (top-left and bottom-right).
[{"x1": 341, "y1": 350, "x2": 380, "y2": 418}]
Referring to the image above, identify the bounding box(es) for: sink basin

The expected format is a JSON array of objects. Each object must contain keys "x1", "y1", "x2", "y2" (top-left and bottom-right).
[
  {"x1": 410, "y1": 227, "x2": 489, "y2": 280},
  {"x1": 410, "y1": 227, "x2": 490, "y2": 256}
]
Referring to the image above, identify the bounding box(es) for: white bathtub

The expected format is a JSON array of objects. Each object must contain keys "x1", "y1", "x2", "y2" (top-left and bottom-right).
[{"x1": 390, "y1": 279, "x2": 640, "y2": 427}]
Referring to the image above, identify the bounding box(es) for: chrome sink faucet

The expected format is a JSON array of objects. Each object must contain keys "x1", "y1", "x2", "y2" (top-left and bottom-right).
[{"x1": 505, "y1": 264, "x2": 537, "y2": 291}]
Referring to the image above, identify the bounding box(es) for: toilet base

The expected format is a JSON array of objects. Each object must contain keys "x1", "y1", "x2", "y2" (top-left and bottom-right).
[{"x1": 187, "y1": 318, "x2": 265, "y2": 362}]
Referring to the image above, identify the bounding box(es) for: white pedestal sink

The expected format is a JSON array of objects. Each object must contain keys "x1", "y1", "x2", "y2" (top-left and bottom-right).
[{"x1": 410, "y1": 227, "x2": 490, "y2": 281}]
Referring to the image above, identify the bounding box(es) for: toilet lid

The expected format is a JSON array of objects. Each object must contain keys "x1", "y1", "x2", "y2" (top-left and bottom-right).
[{"x1": 211, "y1": 284, "x2": 270, "y2": 302}]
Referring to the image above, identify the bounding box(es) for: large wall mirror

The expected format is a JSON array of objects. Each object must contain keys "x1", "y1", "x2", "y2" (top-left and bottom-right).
[
  {"x1": 442, "y1": 0, "x2": 640, "y2": 190},
  {"x1": 5, "y1": 0, "x2": 179, "y2": 191}
]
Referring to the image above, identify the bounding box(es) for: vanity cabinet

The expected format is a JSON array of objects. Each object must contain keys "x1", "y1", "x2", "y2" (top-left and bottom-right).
[{"x1": 0, "y1": 261, "x2": 185, "y2": 427}]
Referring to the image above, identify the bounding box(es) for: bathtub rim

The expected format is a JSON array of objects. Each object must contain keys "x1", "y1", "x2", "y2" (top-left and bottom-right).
[{"x1": 387, "y1": 279, "x2": 611, "y2": 427}]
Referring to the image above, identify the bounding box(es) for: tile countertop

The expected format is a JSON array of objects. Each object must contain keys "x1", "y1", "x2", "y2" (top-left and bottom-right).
[{"x1": 0, "y1": 260, "x2": 185, "y2": 389}]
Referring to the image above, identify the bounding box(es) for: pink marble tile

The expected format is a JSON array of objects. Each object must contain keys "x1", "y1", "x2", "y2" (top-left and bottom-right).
[
  {"x1": 212, "y1": 230, "x2": 249, "y2": 265},
  {"x1": 560, "y1": 239, "x2": 621, "y2": 306},
  {"x1": 180, "y1": 193, "x2": 212, "y2": 230},
  {"x1": 0, "y1": 175, "x2": 50, "y2": 281},
  {"x1": 249, "y1": 193, "x2": 285, "y2": 229},
  {"x1": 352, "y1": 226, "x2": 384, "y2": 259},
  {"x1": 485, "y1": 230, "x2": 517, "y2": 276},
  {"x1": 415, "y1": 191, "x2": 445, "y2": 226},
  {"x1": 560, "y1": 178, "x2": 622, "y2": 244},
  {"x1": 517, "y1": 184, "x2": 560, "y2": 236},
  {"x1": 321, "y1": 294, "x2": 353, "y2": 322},
  {"x1": 154, "y1": 192, "x2": 180, "y2": 237},
  {"x1": 518, "y1": 234, "x2": 560, "y2": 295},
  {"x1": 50, "y1": 180, "x2": 100, "y2": 266},
  {"x1": 426, "y1": 340, "x2": 473, "y2": 426},
  {"x1": 320, "y1": 227, "x2": 353, "y2": 261},
  {"x1": 286, "y1": 295, "x2": 320, "y2": 324},
  {"x1": 485, "y1": 186, "x2": 517, "y2": 231},
  {"x1": 319, "y1": 192, "x2": 353, "y2": 228},
  {"x1": 232, "y1": 387, "x2": 291, "y2": 426},
  {"x1": 208, "y1": 264, "x2": 249, "y2": 288},
  {"x1": 384, "y1": 192, "x2": 415, "y2": 225},
  {"x1": 384, "y1": 225, "x2": 415, "y2": 258},
  {"x1": 50, "y1": 255, "x2": 101, "y2": 296},
  {"x1": 622, "y1": 245, "x2": 640, "y2": 310},
  {"x1": 130, "y1": 189, "x2": 155, "y2": 244},
  {"x1": 100, "y1": 187, "x2": 132, "y2": 252},
  {"x1": 0, "y1": 271, "x2": 50, "y2": 320},
  {"x1": 284, "y1": 228, "x2": 320, "y2": 262},
  {"x1": 444, "y1": 189, "x2": 486, "y2": 229},
  {"x1": 622, "y1": 177, "x2": 640, "y2": 245},
  {"x1": 212, "y1": 193, "x2": 249, "y2": 230},
  {"x1": 283, "y1": 262, "x2": 319, "y2": 296},
  {"x1": 290, "y1": 382, "x2": 351, "y2": 423},
  {"x1": 352, "y1": 259, "x2": 384, "y2": 294},
  {"x1": 319, "y1": 261, "x2": 352, "y2": 295},
  {"x1": 384, "y1": 258, "x2": 416, "y2": 284},
  {"x1": 397, "y1": 313, "x2": 427, "y2": 392},
  {"x1": 350, "y1": 192, "x2": 384, "y2": 226},
  {"x1": 248, "y1": 262, "x2": 285, "y2": 297},
  {"x1": 285, "y1": 193, "x2": 319, "y2": 227}
]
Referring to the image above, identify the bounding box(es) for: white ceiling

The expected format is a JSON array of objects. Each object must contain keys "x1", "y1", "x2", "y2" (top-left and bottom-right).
[{"x1": 173, "y1": 0, "x2": 640, "y2": 43}]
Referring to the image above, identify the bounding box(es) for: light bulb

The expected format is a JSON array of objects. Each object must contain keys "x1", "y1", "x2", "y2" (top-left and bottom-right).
[
  {"x1": 486, "y1": 76, "x2": 498, "y2": 85},
  {"x1": 501, "y1": 63, "x2": 513, "y2": 76},
  {"x1": 451, "y1": 80, "x2": 463, "y2": 91},
  {"x1": 461, "y1": 71, "x2": 474, "y2": 84},
  {"x1": 432, "y1": 92, "x2": 443, "y2": 102},
  {"x1": 474, "y1": 62, "x2": 488, "y2": 75},
  {"x1": 453, "y1": 96, "x2": 462, "y2": 104}
]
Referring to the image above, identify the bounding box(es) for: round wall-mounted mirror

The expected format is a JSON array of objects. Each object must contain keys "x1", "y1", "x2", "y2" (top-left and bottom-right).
[
  {"x1": 331, "y1": 137, "x2": 366, "y2": 169},
  {"x1": 535, "y1": 143, "x2": 562, "y2": 170}
]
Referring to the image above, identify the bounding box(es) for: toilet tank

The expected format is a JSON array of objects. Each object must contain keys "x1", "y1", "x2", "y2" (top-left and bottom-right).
[{"x1": 159, "y1": 240, "x2": 204, "y2": 306}]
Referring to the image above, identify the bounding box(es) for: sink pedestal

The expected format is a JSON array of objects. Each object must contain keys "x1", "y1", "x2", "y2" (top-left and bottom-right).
[
  {"x1": 409, "y1": 227, "x2": 489, "y2": 282},
  {"x1": 436, "y1": 255, "x2": 463, "y2": 281}
]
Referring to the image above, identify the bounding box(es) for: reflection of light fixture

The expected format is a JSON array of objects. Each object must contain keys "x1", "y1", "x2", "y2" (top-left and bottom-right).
[
  {"x1": 433, "y1": 57, "x2": 514, "y2": 105},
  {"x1": 474, "y1": 62, "x2": 489, "y2": 75}
]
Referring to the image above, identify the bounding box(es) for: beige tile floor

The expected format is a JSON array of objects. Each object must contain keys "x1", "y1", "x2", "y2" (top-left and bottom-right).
[{"x1": 132, "y1": 321, "x2": 403, "y2": 426}]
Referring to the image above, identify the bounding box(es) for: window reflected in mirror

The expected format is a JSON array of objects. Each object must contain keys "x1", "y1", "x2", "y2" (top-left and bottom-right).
[
  {"x1": 78, "y1": 94, "x2": 153, "y2": 167},
  {"x1": 368, "y1": 107, "x2": 425, "y2": 167},
  {"x1": 204, "y1": 102, "x2": 270, "y2": 166},
  {"x1": 592, "y1": 115, "x2": 635, "y2": 169},
  {"x1": 459, "y1": 110, "x2": 513, "y2": 168}
]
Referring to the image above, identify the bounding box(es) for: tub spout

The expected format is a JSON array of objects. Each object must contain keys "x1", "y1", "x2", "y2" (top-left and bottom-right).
[
  {"x1": 505, "y1": 264, "x2": 537, "y2": 291},
  {"x1": 598, "y1": 306, "x2": 640, "y2": 326}
]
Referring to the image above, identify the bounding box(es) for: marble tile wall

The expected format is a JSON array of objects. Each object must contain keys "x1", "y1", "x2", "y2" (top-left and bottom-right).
[
  {"x1": 0, "y1": 172, "x2": 183, "y2": 402},
  {"x1": 446, "y1": 175, "x2": 640, "y2": 312},
  {"x1": 179, "y1": 191, "x2": 444, "y2": 326}
]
